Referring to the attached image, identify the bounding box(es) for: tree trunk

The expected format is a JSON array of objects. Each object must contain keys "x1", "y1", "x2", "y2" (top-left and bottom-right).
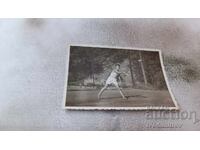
[
  {"x1": 90, "y1": 52, "x2": 95, "y2": 88},
  {"x1": 139, "y1": 51, "x2": 147, "y2": 85},
  {"x1": 128, "y1": 51, "x2": 135, "y2": 87}
]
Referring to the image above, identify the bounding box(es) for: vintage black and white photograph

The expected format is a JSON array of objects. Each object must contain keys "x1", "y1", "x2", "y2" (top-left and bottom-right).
[{"x1": 64, "y1": 45, "x2": 178, "y2": 110}]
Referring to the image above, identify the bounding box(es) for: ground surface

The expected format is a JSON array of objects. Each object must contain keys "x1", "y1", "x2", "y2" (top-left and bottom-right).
[{"x1": 66, "y1": 89, "x2": 175, "y2": 107}]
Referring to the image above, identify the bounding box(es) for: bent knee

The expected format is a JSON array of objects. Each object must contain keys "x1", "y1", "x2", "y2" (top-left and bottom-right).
[{"x1": 104, "y1": 84, "x2": 109, "y2": 88}]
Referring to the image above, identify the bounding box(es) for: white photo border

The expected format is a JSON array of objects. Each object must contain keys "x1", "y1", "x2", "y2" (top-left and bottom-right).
[{"x1": 63, "y1": 44, "x2": 179, "y2": 110}]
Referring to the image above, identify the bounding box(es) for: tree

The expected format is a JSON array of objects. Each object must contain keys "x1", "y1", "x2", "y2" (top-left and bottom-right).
[
  {"x1": 128, "y1": 51, "x2": 136, "y2": 87},
  {"x1": 138, "y1": 51, "x2": 148, "y2": 85}
]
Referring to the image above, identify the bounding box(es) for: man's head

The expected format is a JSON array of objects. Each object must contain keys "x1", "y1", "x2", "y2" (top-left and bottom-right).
[{"x1": 115, "y1": 63, "x2": 120, "y2": 69}]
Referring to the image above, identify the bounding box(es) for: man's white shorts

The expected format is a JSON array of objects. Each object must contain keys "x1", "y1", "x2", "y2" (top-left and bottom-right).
[{"x1": 106, "y1": 77, "x2": 118, "y2": 87}]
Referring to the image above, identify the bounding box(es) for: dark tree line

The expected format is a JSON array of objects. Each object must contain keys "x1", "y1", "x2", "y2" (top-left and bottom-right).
[{"x1": 68, "y1": 46, "x2": 167, "y2": 90}]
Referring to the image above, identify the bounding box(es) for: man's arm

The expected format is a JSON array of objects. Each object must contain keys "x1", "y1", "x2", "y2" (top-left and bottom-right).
[
  {"x1": 115, "y1": 69, "x2": 128, "y2": 76},
  {"x1": 123, "y1": 72, "x2": 129, "y2": 76}
]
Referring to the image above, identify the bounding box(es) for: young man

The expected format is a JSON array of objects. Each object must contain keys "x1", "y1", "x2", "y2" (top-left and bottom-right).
[{"x1": 98, "y1": 63, "x2": 128, "y2": 99}]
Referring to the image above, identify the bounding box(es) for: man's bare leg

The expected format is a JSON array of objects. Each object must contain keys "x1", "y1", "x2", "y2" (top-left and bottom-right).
[
  {"x1": 115, "y1": 84, "x2": 127, "y2": 99},
  {"x1": 98, "y1": 84, "x2": 108, "y2": 99}
]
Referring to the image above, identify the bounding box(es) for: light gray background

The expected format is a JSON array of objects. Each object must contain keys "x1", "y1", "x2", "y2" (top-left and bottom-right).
[{"x1": 0, "y1": 19, "x2": 200, "y2": 130}]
